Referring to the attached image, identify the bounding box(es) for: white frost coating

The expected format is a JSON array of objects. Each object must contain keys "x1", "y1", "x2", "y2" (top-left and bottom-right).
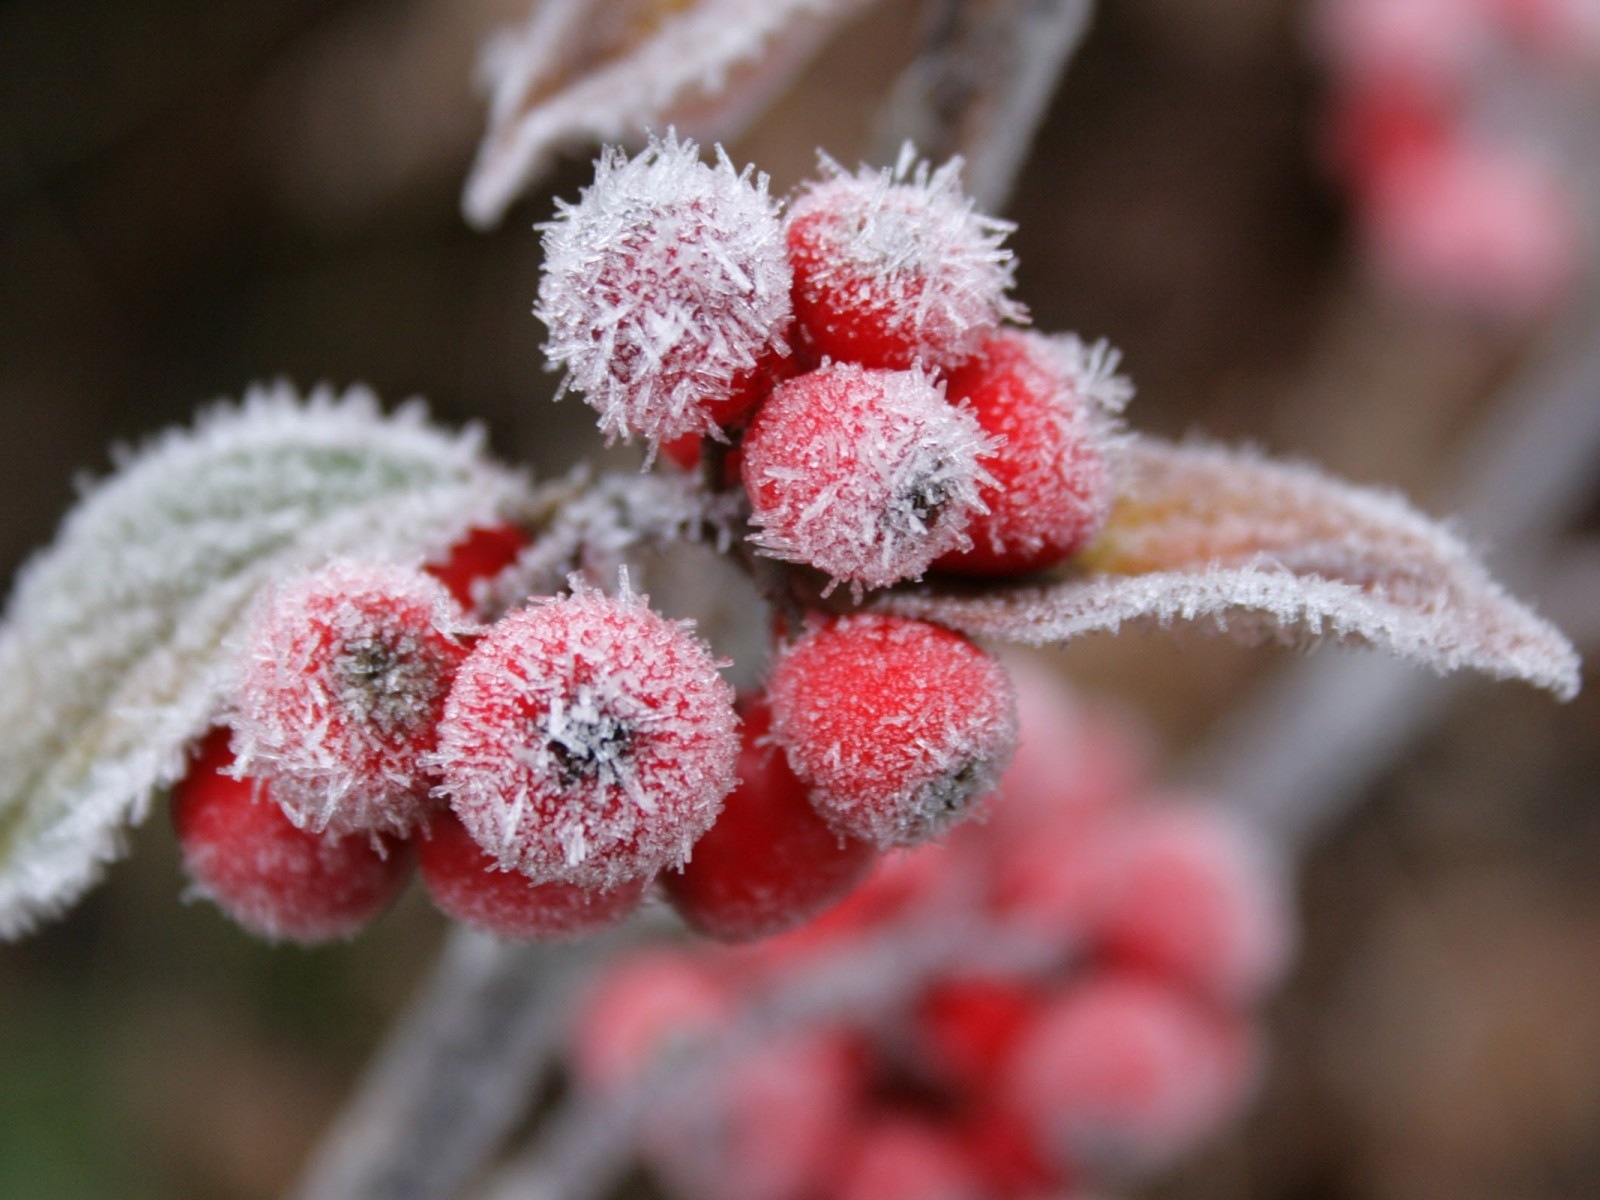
[
  {"x1": 230, "y1": 560, "x2": 474, "y2": 838},
  {"x1": 535, "y1": 133, "x2": 792, "y2": 445},
  {"x1": 463, "y1": 0, "x2": 874, "y2": 227},
  {"x1": 0, "y1": 384, "x2": 533, "y2": 937},
  {"x1": 743, "y1": 364, "x2": 997, "y2": 595},
  {"x1": 482, "y1": 470, "x2": 737, "y2": 615},
  {"x1": 786, "y1": 145, "x2": 1027, "y2": 367},
  {"x1": 430, "y1": 579, "x2": 739, "y2": 890},
  {"x1": 874, "y1": 436, "x2": 1581, "y2": 699}
]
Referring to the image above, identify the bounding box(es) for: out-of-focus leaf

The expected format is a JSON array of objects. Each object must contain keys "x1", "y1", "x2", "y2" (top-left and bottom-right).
[
  {"x1": 876, "y1": 437, "x2": 1580, "y2": 699},
  {"x1": 0, "y1": 384, "x2": 534, "y2": 937},
  {"x1": 463, "y1": 0, "x2": 875, "y2": 227}
]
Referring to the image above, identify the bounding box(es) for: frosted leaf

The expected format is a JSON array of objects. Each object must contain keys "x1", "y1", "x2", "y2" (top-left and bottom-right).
[
  {"x1": 874, "y1": 436, "x2": 1580, "y2": 698},
  {"x1": 536, "y1": 133, "x2": 792, "y2": 446},
  {"x1": 785, "y1": 145, "x2": 1028, "y2": 370},
  {"x1": 742, "y1": 363, "x2": 997, "y2": 595},
  {"x1": 0, "y1": 384, "x2": 533, "y2": 937},
  {"x1": 430, "y1": 579, "x2": 739, "y2": 890},
  {"x1": 463, "y1": 0, "x2": 875, "y2": 228},
  {"x1": 230, "y1": 561, "x2": 474, "y2": 838}
]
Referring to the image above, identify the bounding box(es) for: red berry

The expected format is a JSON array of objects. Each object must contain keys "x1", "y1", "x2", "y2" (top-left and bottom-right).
[
  {"x1": 424, "y1": 523, "x2": 530, "y2": 612},
  {"x1": 649, "y1": 1031, "x2": 865, "y2": 1200},
  {"x1": 914, "y1": 976, "x2": 1040, "y2": 1095},
  {"x1": 664, "y1": 697, "x2": 876, "y2": 942},
  {"x1": 536, "y1": 133, "x2": 792, "y2": 445},
  {"x1": 933, "y1": 331, "x2": 1125, "y2": 576},
  {"x1": 418, "y1": 809, "x2": 645, "y2": 942},
  {"x1": 431, "y1": 583, "x2": 739, "y2": 888},
  {"x1": 571, "y1": 951, "x2": 732, "y2": 1091},
  {"x1": 834, "y1": 1116, "x2": 988, "y2": 1200},
  {"x1": 741, "y1": 364, "x2": 995, "y2": 593},
  {"x1": 1002, "y1": 973, "x2": 1259, "y2": 1176},
  {"x1": 229, "y1": 560, "x2": 472, "y2": 837},
  {"x1": 767, "y1": 615, "x2": 1017, "y2": 848},
  {"x1": 785, "y1": 150, "x2": 1024, "y2": 370},
  {"x1": 171, "y1": 730, "x2": 413, "y2": 944},
  {"x1": 1095, "y1": 805, "x2": 1293, "y2": 1005}
]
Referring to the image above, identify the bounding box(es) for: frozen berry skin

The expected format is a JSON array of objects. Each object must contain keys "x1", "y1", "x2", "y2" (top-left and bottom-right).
[
  {"x1": 933, "y1": 331, "x2": 1127, "y2": 577},
  {"x1": 418, "y1": 809, "x2": 646, "y2": 942},
  {"x1": 767, "y1": 615, "x2": 1017, "y2": 848},
  {"x1": 785, "y1": 149, "x2": 1025, "y2": 371},
  {"x1": 424, "y1": 523, "x2": 530, "y2": 613},
  {"x1": 914, "y1": 976, "x2": 1040, "y2": 1095},
  {"x1": 664, "y1": 697, "x2": 876, "y2": 942},
  {"x1": 430, "y1": 584, "x2": 739, "y2": 889},
  {"x1": 172, "y1": 729, "x2": 413, "y2": 944},
  {"x1": 1002, "y1": 973, "x2": 1259, "y2": 1177},
  {"x1": 229, "y1": 560, "x2": 473, "y2": 838},
  {"x1": 741, "y1": 364, "x2": 995, "y2": 593},
  {"x1": 1095, "y1": 806, "x2": 1293, "y2": 1006},
  {"x1": 535, "y1": 133, "x2": 792, "y2": 445}
]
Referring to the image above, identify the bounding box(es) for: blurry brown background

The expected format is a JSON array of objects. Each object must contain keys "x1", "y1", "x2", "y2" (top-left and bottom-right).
[{"x1": 1, "y1": 0, "x2": 1596, "y2": 1197}]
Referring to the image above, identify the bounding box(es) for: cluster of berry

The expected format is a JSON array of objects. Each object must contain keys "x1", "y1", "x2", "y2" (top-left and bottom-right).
[
  {"x1": 1315, "y1": 0, "x2": 1594, "y2": 319},
  {"x1": 572, "y1": 661, "x2": 1294, "y2": 1200},
  {"x1": 169, "y1": 136, "x2": 1134, "y2": 948},
  {"x1": 537, "y1": 134, "x2": 1129, "y2": 590}
]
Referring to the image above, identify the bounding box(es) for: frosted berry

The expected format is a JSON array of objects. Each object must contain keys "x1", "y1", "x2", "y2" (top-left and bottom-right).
[
  {"x1": 418, "y1": 808, "x2": 646, "y2": 942},
  {"x1": 914, "y1": 976, "x2": 1040, "y2": 1095},
  {"x1": 424, "y1": 523, "x2": 530, "y2": 612},
  {"x1": 535, "y1": 133, "x2": 792, "y2": 445},
  {"x1": 430, "y1": 583, "x2": 739, "y2": 888},
  {"x1": 835, "y1": 1117, "x2": 988, "y2": 1200},
  {"x1": 1002, "y1": 973, "x2": 1259, "y2": 1176},
  {"x1": 664, "y1": 697, "x2": 876, "y2": 941},
  {"x1": 229, "y1": 560, "x2": 472, "y2": 838},
  {"x1": 934, "y1": 331, "x2": 1126, "y2": 576},
  {"x1": 785, "y1": 148, "x2": 1024, "y2": 370},
  {"x1": 572, "y1": 951, "x2": 732, "y2": 1091},
  {"x1": 172, "y1": 729, "x2": 413, "y2": 944},
  {"x1": 741, "y1": 364, "x2": 995, "y2": 593},
  {"x1": 767, "y1": 615, "x2": 1017, "y2": 848},
  {"x1": 1095, "y1": 806, "x2": 1293, "y2": 1005}
]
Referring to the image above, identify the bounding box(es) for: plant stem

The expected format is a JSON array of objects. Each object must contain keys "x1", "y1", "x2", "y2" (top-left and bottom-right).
[
  {"x1": 287, "y1": 928, "x2": 597, "y2": 1200},
  {"x1": 872, "y1": 0, "x2": 1096, "y2": 211}
]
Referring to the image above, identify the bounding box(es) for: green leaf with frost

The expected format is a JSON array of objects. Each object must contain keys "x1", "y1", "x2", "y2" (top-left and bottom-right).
[{"x1": 0, "y1": 383, "x2": 534, "y2": 937}]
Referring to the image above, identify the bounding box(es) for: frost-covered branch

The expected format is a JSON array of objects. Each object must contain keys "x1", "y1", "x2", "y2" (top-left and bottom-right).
[
  {"x1": 872, "y1": 0, "x2": 1096, "y2": 211},
  {"x1": 289, "y1": 929, "x2": 599, "y2": 1200}
]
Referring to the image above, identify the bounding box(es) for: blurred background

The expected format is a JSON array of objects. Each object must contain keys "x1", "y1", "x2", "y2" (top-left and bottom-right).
[{"x1": 1, "y1": 0, "x2": 1597, "y2": 1196}]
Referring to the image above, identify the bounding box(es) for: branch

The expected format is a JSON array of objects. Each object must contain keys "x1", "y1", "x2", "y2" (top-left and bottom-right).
[
  {"x1": 287, "y1": 928, "x2": 603, "y2": 1200},
  {"x1": 871, "y1": 0, "x2": 1096, "y2": 211}
]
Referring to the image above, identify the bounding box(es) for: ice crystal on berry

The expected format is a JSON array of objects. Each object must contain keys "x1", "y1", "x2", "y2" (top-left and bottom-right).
[
  {"x1": 742, "y1": 363, "x2": 996, "y2": 594},
  {"x1": 536, "y1": 133, "x2": 792, "y2": 446},
  {"x1": 785, "y1": 145, "x2": 1026, "y2": 370},
  {"x1": 431, "y1": 580, "x2": 738, "y2": 888},
  {"x1": 229, "y1": 560, "x2": 472, "y2": 838},
  {"x1": 768, "y1": 615, "x2": 1018, "y2": 848}
]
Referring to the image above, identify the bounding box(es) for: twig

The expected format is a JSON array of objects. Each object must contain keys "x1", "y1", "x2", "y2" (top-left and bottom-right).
[
  {"x1": 871, "y1": 0, "x2": 1096, "y2": 211},
  {"x1": 1181, "y1": 298, "x2": 1600, "y2": 857},
  {"x1": 287, "y1": 928, "x2": 602, "y2": 1200}
]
